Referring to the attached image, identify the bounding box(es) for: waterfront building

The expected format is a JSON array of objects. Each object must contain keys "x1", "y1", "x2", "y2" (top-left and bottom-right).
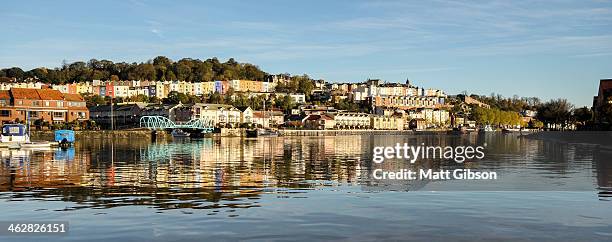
[
  {"x1": 174, "y1": 103, "x2": 241, "y2": 127},
  {"x1": 372, "y1": 95, "x2": 442, "y2": 109},
  {"x1": 0, "y1": 88, "x2": 88, "y2": 124},
  {"x1": 409, "y1": 118, "x2": 427, "y2": 130},
  {"x1": 303, "y1": 114, "x2": 335, "y2": 130},
  {"x1": 594, "y1": 79, "x2": 612, "y2": 110},
  {"x1": 406, "y1": 108, "x2": 450, "y2": 127},
  {"x1": 252, "y1": 110, "x2": 284, "y2": 128},
  {"x1": 141, "y1": 103, "x2": 183, "y2": 119},
  {"x1": 371, "y1": 115, "x2": 405, "y2": 130},
  {"x1": 89, "y1": 103, "x2": 146, "y2": 129},
  {"x1": 334, "y1": 112, "x2": 371, "y2": 129},
  {"x1": 239, "y1": 107, "x2": 253, "y2": 124}
]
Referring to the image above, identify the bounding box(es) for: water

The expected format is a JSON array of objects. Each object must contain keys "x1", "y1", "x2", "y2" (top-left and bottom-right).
[{"x1": 0, "y1": 133, "x2": 611, "y2": 241}]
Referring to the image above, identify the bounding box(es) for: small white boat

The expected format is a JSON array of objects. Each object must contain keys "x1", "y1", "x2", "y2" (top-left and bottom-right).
[
  {"x1": 480, "y1": 125, "x2": 494, "y2": 132},
  {"x1": 20, "y1": 141, "x2": 54, "y2": 149},
  {"x1": 1, "y1": 124, "x2": 56, "y2": 149},
  {"x1": 171, "y1": 129, "x2": 190, "y2": 137}
]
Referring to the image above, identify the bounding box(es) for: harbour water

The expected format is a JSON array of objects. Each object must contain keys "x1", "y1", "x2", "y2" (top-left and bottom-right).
[{"x1": 0, "y1": 133, "x2": 611, "y2": 241}]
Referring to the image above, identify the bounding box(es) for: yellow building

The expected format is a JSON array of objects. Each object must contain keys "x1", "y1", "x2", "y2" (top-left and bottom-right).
[
  {"x1": 201, "y1": 82, "x2": 215, "y2": 95},
  {"x1": 371, "y1": 115, "x2": 405, "y2": 130}
]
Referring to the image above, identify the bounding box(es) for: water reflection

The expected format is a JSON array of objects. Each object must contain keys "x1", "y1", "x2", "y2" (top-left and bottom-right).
[{"x1": 0, "y1": 133, "x2": 611, "y2": 212}]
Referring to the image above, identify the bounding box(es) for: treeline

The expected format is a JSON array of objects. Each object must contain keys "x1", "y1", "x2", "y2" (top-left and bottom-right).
[
  {"x1": 471, "y1": 107, "x2": 524, "y2": 126},
  {"x1": 469, "y1": 93, "x2": 541, "y2": 112},
  {"x1": 0, "y1": 56, "x2": 267, "y2": 84},
  {"x1": 467, "y1": 94, "x2": 596, "y2": 129}
]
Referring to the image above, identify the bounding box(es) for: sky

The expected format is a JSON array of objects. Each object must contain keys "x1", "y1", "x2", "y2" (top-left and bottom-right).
[{"x1": 1, "y1": 0, "x2": 611, "y2": 106}]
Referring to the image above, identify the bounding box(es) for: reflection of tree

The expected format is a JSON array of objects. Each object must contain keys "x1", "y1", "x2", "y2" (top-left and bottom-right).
[{"x1": 3, "y1": 186, "x2": 263, "y2": 211}]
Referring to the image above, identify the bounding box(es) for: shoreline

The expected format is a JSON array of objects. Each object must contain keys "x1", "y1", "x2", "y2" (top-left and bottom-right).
[
  {"x1": 523, "y1": 131, "x2": 612, "y2": 150},
  {"x1": 29, "y1": 128, "x2": 450, "y2": 139}
]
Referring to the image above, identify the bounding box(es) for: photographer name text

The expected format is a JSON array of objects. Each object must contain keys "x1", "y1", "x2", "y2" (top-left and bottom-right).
[{"x1": 373, "y1": 168, "x2": 497, "y2": 180}]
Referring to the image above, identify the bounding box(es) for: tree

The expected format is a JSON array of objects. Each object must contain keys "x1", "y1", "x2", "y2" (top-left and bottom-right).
[
  {"x1": 537, "y1": 99, "x2": 574, "y2": 130},
  {"x1": 2, "y1": 56, "x2": 268, "y2": 83},
  {"x1": 83, "y1": 94, "x2": 107, "y2": 106},
  {"x1": 164, "y1": 91, "x2": 189, "y2": 104},
  {"x1": 572, "y1": 107, "x2": 592, "y2": 125},
  {"x1": 275, "y1": 95, "x2": 295, "y2": 112},
  {"x1": 129, "y1": 94, "x2": 150, "y2": 103}
]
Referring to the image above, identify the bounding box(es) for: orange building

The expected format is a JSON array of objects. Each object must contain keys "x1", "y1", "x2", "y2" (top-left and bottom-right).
[{"x1": 0, "y1": 88, "x2": 88, "y2": 124}]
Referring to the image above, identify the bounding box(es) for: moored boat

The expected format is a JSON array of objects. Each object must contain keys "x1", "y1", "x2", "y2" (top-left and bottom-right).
[
  {"x1": 55, "y1": 130, "x2": 76, "y2": 146},
  {"x1": 171, "y1": 129, "x2": 190, "y2": 137},
  {"x1": 246, "y1": 128, "x2": 280, "y2": 138},
  {"x1": 501, "y1": 128, "x2": 521, "y2": 133},
  {"x1": 1, "y1": 124, "x2": 29, "y2": 143},
  {"x1": 447, "y1": 126, "x2": 469, "y2": 135},
  {"x1": 480, "y1": 125, "x2": 495, "y2": 132}
]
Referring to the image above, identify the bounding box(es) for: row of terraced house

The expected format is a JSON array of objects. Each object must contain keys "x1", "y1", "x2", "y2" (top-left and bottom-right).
[{"x1": 0, "y1": 88, "x2": 88, "y2": 125}]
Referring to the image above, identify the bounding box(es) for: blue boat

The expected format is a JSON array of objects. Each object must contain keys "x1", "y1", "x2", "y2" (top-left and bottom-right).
[{"x1": 54, "y1": 130, "x2": 75, "y2": 144}]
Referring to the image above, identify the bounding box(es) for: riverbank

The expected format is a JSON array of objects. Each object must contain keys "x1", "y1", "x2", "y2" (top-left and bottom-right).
[
  {"x1": 29, "y1": 128, "x2": 451, "y2": 139},
  {"x1": 279, "y1": 129, "x2": 450, "y2": 136},
  {"x1": 31, "y1": 129, "x2": 164, "y2": 140},
  {"x1": 523, "y1": 131, "x2": 612, "y2": 151}
]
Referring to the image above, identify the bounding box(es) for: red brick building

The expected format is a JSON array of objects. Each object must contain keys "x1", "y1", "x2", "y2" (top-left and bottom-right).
[
  {"x1": 594, "y1": 79, "x2": 612, "y2": 109},
  {"x1": 0, "y1": 88, "x2": 89, "y2": 124}
]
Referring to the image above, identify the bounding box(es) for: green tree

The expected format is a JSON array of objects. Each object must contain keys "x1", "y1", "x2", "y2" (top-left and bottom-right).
[{"x1": 275, "y1": 95, "x2": 295, "y2": 112}]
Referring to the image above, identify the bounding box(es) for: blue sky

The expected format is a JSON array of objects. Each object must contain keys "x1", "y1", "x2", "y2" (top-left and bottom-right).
[{"x1": 1, "y1": 0, "x2": 611, "y2": 106}]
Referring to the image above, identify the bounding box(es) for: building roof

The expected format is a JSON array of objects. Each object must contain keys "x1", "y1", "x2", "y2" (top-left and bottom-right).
[
  {"x1": 10, "y1": 88, "x2": 40, "y2": 100},
  {"x1": 37, "y1": 89, "x2": 64, "y2": 100},
  {"x1": 62, "y1": 93, "x2": 84, "y2": 102},
  {"x1": 9, "y1": 88, "x2": 71, "y2": 101},
  {"x1": 195, "y1": 103, "x2": 236, "y2": 110},
  {"x1": 0, "y1": 90, "x2": 9, "y2": 99},
  {"x1": 305, "y1": 114, "x2": 334, "y2": 121}
]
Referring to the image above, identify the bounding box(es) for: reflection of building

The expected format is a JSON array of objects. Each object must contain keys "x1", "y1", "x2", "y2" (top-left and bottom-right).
[{"x1": 0, "y1": 147, "x2": 90, "y2": 191}]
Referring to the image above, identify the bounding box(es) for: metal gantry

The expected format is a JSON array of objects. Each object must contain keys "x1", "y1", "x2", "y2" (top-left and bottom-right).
[{"x1": 139, "y1": 116, "x2": 214, "y2": 132}]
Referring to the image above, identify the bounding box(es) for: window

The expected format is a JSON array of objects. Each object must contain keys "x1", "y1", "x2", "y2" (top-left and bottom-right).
[
  {"x1": 28, "y1": 111, "x2": 38, "y2": 118},
  {"x1": 0, "y1": 110, "x2": 10, "y2": 117},
  {"x1": 33, "y1": 101, "x2": 40, "y2": 106},
  {"x1": 58, "y1": 101, "x2": 63, "y2": 107},
  {"x1": 53, "y1": 112, "x2": 64, "y2": 118},
  {"x1": 44, "y1": 101, "x2": 49, "y2": 106},
  {"x1": 17, "y1": 100, "x2": 23, "y2": 105}
]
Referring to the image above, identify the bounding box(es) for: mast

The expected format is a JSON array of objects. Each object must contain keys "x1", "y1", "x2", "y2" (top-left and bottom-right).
[
  {"x1": 263, "y1": 97, "x2": 266, "y2": 128},
  {"x1": 26, "y1": 108, "x2": 30, "y2": 142},
  {"x1": 110, "y1": 97, "x2": 114, "y2": 130}
]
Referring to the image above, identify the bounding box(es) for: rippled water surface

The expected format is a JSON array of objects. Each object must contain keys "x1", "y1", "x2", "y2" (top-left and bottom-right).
[{"x1": 0, "y1": 133, "x2": 611, "y2": 241}]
